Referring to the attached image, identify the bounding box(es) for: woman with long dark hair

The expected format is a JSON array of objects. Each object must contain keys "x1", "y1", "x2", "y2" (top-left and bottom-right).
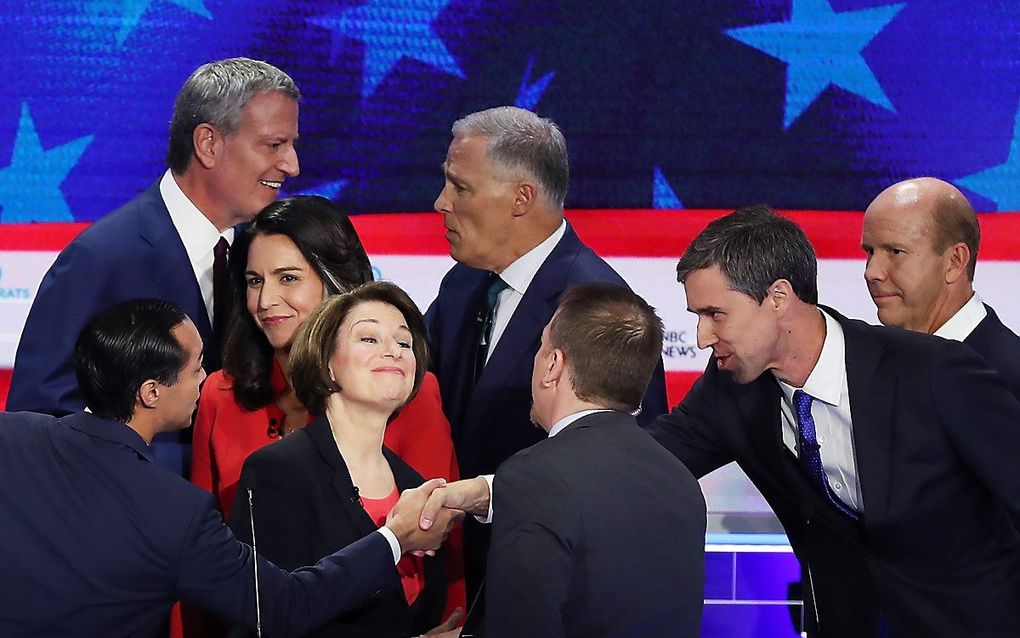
[{"x1": 184, "y1": 197, "x2": 463, "y2": 635}]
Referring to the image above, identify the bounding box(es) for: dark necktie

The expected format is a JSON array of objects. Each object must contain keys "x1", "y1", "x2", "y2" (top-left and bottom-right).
[
  {"x1": 474, "y1": 274, "x2": 509, "y2": 381},
  {"x1": 212, "y1": 236, "x2": 230, "y2": 346},
  {"x1": 792, "y1": 390, "x2": 860, "y2": 521}
]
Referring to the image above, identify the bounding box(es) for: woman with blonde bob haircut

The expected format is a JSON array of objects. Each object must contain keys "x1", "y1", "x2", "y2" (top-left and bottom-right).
[{"x1": 228, "y1": 281, "x2": 459, "y2": 638}]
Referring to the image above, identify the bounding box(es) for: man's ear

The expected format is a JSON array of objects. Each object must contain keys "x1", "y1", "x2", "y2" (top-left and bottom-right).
[
  {"x1": 543, "y1": 348, "x2": 566, "y2": 387},
  {"x1": 511, "y1": 181, "x2": 537, "y2": 218},
  {"x1": 766, "y1": 279, "x2": 794, "y2": 311},
  {"x1": 137, "y1": 379, "x2": 160, "y2": 410},
  {"x1": 192, "y1": 123, "x2": 221, "y2": 170},
  {"x1": 944, "y1": 242, "x2": 970, "y2": 284}
]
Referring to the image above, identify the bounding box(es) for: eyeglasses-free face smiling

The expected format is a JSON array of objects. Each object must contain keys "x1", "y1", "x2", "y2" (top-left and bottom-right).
[
  {"x1": 328, "y1": 301, "x2": 416, "y2": 410},
  {"x1": 245, "y1": 233, "x2": 325, "y2": 352}
]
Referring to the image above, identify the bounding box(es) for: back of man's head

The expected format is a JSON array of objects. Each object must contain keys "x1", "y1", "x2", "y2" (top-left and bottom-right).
[
  {"x1": 452, "y1": 106, "x2": 569, "y2": 210},
  {"x1": 74, "y1": 299, "x2": 189, "y2": 423},
  {"x1": 550, "y1": 283, "x2": 663, "y2": 413},
  {"x1": 166, "y1": 57, "x2": 300, "y2": 174},
  {"x1": 677, "y1": 204, "x2": 818, "y2": 304}
]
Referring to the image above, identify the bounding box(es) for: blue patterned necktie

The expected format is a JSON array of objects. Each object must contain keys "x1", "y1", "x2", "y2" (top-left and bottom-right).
[{"x1": 792, "y1": 390, "x2": 860, "y2": 522}]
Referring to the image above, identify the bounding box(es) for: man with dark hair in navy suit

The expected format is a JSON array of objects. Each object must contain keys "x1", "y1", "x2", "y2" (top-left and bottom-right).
[
  {"x1": 8, "y1": 57, "x2": 301, "y2": 476},
  {"x1": 0, "y1": 299, "x2": 458, "y2": 638},
  {"x1": 862, "y1": 177, "x2": 1020, "y2": 398},
  {"x1": 425, "y1": 106, "x2": 668, "y2": 598}
]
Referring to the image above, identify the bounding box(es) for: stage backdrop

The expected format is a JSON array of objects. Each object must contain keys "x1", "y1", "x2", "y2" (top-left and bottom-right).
[{"x1": 2, "y1": 1, "x2": 1020, "y2": 219}]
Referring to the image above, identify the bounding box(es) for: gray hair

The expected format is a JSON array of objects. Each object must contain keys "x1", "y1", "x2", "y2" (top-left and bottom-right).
[
  {"x1": 166, "y1": 57, "x2": 300, "y2": 173},
  {"x1": 452, "y1": 106, "x2": 569, "y2": 209}
]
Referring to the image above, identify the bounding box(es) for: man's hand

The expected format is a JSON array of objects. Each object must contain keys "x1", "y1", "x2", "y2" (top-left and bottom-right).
[
  {"x1": 419, "y1": 476, "x2": 491, "y2": 530},
  {"x1": 418, "y1": 606, "x2": 464, "y2": 637},
  {"x1": 386, "y1": 479, "x2": 463, "y2": 554}
]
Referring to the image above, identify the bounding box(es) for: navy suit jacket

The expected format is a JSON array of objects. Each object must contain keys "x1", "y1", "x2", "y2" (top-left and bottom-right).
[
  {"x1": 964, "y1": 304, "x2": 1020, "y2": 401},
  {"x1": 0, "y1": 411, "x2": 397, "y2": 638},
  {"x1": 648, "y1": 308, "x2": 1020, "y2": 638},
  {"x1": 485, "y1": 411, "x2": 705, "y2": 638},
  {"x1": 424, "y1": 222, "x2": 668, "y2": 480},
  {"x1": 8, "y1": 182, "x2": 217, "y2": 475}
]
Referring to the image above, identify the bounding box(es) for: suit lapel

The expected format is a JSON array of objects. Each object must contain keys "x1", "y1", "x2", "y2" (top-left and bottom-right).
[
  {"x1": 304, "y1": 417, "x2": 378, "y2": 538},
  {"x1": 440, "y1": 270, "x2": 489, "y2": 438},
  {"x1": 964, "y1": 304, "x2": 1001, "y2": 354},
  {"x1": 733, "y1": 376, "x2": 797, "y2": 483},
  {"x1": 472, "y1": 225, "x2": 581, "y2": 398},
  {"x1": 830, "y1": 308, "x2": 895, "y2": 522},
  {"x1": 136, "y1": 185, "x2": 214, "y2": 344}
]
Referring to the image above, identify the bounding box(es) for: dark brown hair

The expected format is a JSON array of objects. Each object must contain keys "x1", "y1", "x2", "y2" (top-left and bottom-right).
[
  {"x1": 548, "y1": 283, "x2": 663, "y2": 413},
  {"x1": 676, "y1": 204, "x2": 818, "y2": 305},
  {"x1": 222, "y1": 196, "x2": 374, "y2": 411},
  {"x1": 288, "y1": 281, "x2": 428, "y2": 417}
]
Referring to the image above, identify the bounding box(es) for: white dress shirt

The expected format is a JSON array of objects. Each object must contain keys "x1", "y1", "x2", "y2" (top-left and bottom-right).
[
  {"x1": 159, "y1": 170, "x2": 234, "y2": 327},
  {"x1": 777, "y1": 309, "x2": 863, "y2": 512},
  {"x1": 934, "y1": 292, "x2": 987, "y2": 342},
  {"x1": 486, "y1": 220, "x2": 567, "y2": 363}
]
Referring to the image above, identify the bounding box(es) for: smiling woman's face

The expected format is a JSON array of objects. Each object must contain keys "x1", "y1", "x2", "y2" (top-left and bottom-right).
[
  {"x1": 328, "y1": 300, "x2": 416, "y2": 410},
  {"x1": 245, "y1": 233, "x2": 325, "y2": 352}
]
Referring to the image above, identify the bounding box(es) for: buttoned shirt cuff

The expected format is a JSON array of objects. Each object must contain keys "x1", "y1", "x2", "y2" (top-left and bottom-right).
[
  {"x1": 474, "y1": 474, "x2": 495, "y2": 524},
  {"x1": 377, "y1": 527, "x2": 402, "y2": 564}
]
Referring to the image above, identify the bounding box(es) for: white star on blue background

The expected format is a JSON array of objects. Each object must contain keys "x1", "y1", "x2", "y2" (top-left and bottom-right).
[
  {"x1": 957, "y1": 104, "x2": 1020, "y2": 211},
  {"x1": 726, "y1": 0, "x2": 904, "y2": 128},
  {"x1": 311, "y1": 0, "x2": 465, "y2": 100},
  {"x1": 0, "y1": 104, "x2": 94, "y2": 223},
  {"x1": 115, "y1": 0, "x2": 211, "y2": 46},
  {"x1": 515, "y1": 56, "x2": 555, "y2": 111},
  {"x1": 652, "y1": 167, "x2": 683, "y2": 209}
]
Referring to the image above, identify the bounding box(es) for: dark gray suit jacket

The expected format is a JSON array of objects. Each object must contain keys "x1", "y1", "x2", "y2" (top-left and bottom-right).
[{"x1": 486, "y1": 411, "x2": 706, "y2": 638}]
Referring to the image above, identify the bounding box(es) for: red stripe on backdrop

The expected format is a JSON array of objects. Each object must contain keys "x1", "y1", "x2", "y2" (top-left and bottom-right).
[
  {"x1": 0, "y1": 369, "x2": 702, "y2": 414},
  {"x1": 0, "y1": 369, "x2": 10, "y2": 411},
  {"x1": 0, "y1": 223, "x2": 88, "y2": 250},
  {"x1": 3, "y1": 211, "x2": 1020, "y2": 258}
]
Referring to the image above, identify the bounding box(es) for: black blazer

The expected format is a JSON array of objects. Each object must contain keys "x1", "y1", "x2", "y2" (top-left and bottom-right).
[
  {"x1": 229, "y1": 417, "x2": 446, "y2": 638},
  {"x1": 485, "y1": 411, "x2": 706, "y2": 638},
  {"x1": 965, "y1": 304, "x2": 1020, "y2": 401},
  {"x1": 649, "y1": 307, "x2": 1020, "y2": 638}
]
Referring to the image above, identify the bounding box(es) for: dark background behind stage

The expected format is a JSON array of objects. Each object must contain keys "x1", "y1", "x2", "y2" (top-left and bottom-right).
[{"x1": 1, "y1": 0, "x2": 1020, "y2": 221}]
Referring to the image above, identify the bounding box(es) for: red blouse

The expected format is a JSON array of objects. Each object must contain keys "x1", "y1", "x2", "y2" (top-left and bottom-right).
[{"x1": 361, "y1": 488, "x2": 426, "y2": 606}]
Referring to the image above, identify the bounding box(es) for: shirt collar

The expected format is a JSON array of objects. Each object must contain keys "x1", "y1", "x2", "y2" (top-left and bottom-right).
[
  {"x1": 933, "y1": 292, "x2": 986, "y2": 342},
  {"x1": 778, "y1": 308, "x2": 845, "y2": 407},
  {"x1": 61, "y1": 412, "x2": 154, "y2": 462},
  {"x1": 159, "y1": 170, "x2": 234, "y2": 262},
  {"x1": 497, "y1": 220, "x2": 567, "y2": 294},
  {"x1": 547, "y1": 408, "x2": 612, "y2": 438}
]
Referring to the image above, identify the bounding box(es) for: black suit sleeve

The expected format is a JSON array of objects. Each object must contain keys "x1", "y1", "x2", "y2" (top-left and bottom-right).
[
  {"x1": 177, "y1": 492, "x2": 396, "y2": 638},
  {"x1": 646, "y1": 363, "x2": 736, "y2": 478},
  {"x1": 484, "y1": 453, "x2": 575, "y2": 638},
  {"x1": 932, "y1": 340, "x2": 1020, "y2": 517}
]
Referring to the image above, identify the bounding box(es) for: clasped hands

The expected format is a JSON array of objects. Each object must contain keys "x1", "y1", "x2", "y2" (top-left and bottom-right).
[{"x1": 384, "y1": 476, "x2": 492, "y2": 556}]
